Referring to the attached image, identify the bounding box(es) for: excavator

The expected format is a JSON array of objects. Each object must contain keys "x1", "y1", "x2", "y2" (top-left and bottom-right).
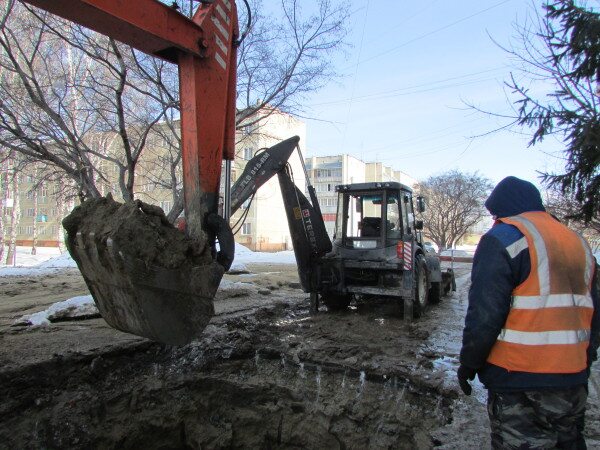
[{"x1": 20, "y1": 0, "x2": 454, "y2": 345}]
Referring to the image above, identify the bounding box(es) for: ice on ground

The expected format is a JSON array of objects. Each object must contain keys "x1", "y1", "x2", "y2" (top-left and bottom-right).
[
  {"x1": 14, "y1": 295, "x2": 99, "y2": 327},
  {"x1": 219, "y1": 279, "x2": 256, "y2": 290}
]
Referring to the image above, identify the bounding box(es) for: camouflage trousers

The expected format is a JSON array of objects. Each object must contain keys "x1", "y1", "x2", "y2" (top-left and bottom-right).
[{"x1": 487, "y1": 385, "x2": 588, "y2": 449}]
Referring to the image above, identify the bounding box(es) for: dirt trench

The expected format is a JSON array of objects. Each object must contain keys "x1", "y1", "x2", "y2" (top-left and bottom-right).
[{"x1": 0, "y1": 294, "x2": 463, "y2": 450}]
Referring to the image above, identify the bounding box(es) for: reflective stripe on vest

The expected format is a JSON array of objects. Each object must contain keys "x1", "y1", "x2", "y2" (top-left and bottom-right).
[{"x1": 486, "y1": 211, "x2": 595, "y2": 374}]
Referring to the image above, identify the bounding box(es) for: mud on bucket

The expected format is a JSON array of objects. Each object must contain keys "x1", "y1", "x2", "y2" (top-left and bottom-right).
[{"x1": 62, "y1": 195, "x2": 225, "y2": 345}]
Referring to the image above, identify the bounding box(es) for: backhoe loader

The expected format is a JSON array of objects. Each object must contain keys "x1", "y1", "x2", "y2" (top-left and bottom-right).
[
  {"x1": 21, "y1": 0, "x2": 454, "y2": 346},
  {"x1": 228, "y1": 140, "x2": 456, "y2": 320}
]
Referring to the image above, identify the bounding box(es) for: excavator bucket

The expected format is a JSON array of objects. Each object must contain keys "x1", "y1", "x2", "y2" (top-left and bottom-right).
[{"x1": 63, "y1": 196, "x2": 225, "y2": 345}]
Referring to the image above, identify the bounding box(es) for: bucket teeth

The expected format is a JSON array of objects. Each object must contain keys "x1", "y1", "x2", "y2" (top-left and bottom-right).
[{"x1": 68, "y1": 230, "x2": 223, "y2": 345}]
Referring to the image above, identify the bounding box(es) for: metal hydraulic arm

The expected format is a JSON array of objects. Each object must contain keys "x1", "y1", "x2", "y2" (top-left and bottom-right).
[{"x1": 228, "y1": 136, "x2": 332, "y2": 292}]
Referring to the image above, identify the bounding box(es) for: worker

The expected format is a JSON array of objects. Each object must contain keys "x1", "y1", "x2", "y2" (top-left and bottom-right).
[{"x1": 457, "y1": 176, "x2": 600, "y2": 449}]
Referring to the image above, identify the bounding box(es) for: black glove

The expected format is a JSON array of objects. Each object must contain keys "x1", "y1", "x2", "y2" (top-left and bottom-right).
[{"x1": 457, "y1": 365, "x2": 476, "y2": 396}]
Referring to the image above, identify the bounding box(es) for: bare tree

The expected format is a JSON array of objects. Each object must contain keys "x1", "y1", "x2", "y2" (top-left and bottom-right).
[
  {"x1": 0, "y1": 2, "x2": 175, "y2": 202},
  {"x1": 235, "y1": 0, "x2": 350, "y2": 130},
  {"x1": 418, "y1": 171, "x2": 493, "y2": 250},
  {"x1": 0, "y1": 0, "x2": 350, "y2": 222}
]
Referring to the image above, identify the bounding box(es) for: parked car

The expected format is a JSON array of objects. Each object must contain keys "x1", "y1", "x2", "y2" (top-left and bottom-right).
[
  {"x1": 423, "y1": 242, "x2": 438, "y2": 253},
  {"x1": 439, "y1": 249, "x2": 470, "y2": 257}
]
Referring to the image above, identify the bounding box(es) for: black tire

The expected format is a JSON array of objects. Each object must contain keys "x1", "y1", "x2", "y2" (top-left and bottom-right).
[
  {"x1": 322, "y1": 293, "x2": 352, "y2": 311},
  {"x1": 413, "y1": 253, "x2": 429, "y2": 318},
  {"x1": 429, "y1": 281, "x2": 442, "y2": 304}
]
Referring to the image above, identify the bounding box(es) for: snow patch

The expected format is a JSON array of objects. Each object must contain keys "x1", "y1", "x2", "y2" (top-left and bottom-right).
[
  {"x1": 1, "y1": 242, "x2": 296, "y2": 278},
  {"x1": 14, "y1": 295, "x2": 99, "y2": 327},
  {"x1": 219, "y1": 279, "x2": 256, "y2": 290},
  {"x1": 36, "y1": 253, "x2": 77, "y2": 269}
]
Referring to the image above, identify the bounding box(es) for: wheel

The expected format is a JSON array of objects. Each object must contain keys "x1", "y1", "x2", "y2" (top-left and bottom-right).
[
  {"x1": 429, "y1": 281, "x2": 442, "y2": 304},
  {"x1": 322, "y1": 293, "x2": 352, "y2": 311},
  {"x1": 413, "y1": 254, "x2": 429, "y2": 318}
]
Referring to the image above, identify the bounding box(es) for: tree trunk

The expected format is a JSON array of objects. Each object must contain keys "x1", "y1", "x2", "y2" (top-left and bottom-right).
[
  {"x1": 0, "y1": 156, "x2": 9, "y2": 261},
  {"x1": 6, "y1": 167, "x2": 20, "y2": 265},
  {"x1": 31, "y1": 178, "x2": 38, "y2": 255},
  {"x1": 55, "y1": 178, "x2": 66, "y2": 253}
]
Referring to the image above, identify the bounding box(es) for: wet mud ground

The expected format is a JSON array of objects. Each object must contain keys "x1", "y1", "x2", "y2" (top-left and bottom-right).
[{"x1": 1, "y1": 263, "x2": 600, "y2": 449}]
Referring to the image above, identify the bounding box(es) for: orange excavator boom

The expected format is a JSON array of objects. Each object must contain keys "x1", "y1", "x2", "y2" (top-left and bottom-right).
[{"x1": 18, "y1": 0, "x2": 240, "y2": 344}]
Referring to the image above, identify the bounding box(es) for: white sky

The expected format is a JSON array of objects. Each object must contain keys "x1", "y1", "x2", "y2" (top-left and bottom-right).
[{"x1": 291, "y1": 0, "x2": 575, "y2": 186}]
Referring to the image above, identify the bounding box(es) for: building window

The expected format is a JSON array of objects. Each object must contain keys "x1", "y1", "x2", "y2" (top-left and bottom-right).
[
  {"x1": 242, "y1": 123, "x2": 256, "y2": 136},
  {"x1": 242, "y1": 223, "x2": 252, "y2": 235},
  {"x1": 20, "y1": 225, "x2": 33, "y2": 235},
  {"x1": 243, "y1": 147, "x2": 253, "y2": 160},
  {"x1": 26, "y1": 208, "x2": 35, "y2": 217},
  {"x1": 160, "y1": 201, "x2": 171, "y2": 212},
  {"x1": 141, "y1": 183, "x2": 155, "y2": 193},
  {"x1": 40, "y1": 186, "x2": 48, "y2": 197}
]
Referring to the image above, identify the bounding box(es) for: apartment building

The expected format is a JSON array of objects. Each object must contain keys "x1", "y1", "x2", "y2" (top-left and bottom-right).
[
  {"x1": 1, "y1": 108, "x2": 305, "y2": 252},
  {"x1": 365, "y1": 162, "x2": 417, "y2": 187},
  {"x1": 231, "y1": 109, "x2": 307, "y2": 251},
  {"x1": 305, "y1": 156, "x2": 417, "y2": 237},
  {"x1": 0, "y1": 171, "x2": 70, "y2": 248}
]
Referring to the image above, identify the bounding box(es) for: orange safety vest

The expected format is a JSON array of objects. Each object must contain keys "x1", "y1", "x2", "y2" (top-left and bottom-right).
[{"x1": 486, "y1": 211, "x2": 596, "y2": 373}]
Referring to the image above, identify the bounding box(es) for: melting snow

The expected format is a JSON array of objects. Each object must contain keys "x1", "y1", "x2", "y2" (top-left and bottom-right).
[
  {"x1": 14, "y1": 295, "x2": 98, "y2": 327},
  {"x1": 0, "y1": 243, "x2": 295, "y2": 278}
]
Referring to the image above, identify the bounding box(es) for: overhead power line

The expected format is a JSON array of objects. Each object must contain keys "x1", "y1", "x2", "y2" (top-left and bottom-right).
[{"x1": 344, "y1": 0, "x2": 513, "y2": 70}]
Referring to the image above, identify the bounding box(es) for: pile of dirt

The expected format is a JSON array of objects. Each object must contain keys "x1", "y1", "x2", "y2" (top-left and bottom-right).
[
  {"x1": 62, "y1": 195, "x2": 213, "y2": 269},
  {"x1": 61, "y1": 195, "x2": 224, "y2": 345}
]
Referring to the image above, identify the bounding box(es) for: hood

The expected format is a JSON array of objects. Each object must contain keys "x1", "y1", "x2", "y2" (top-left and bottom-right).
[{"x1": 485, "y1": 176, "x2": 545, "y2": 218}]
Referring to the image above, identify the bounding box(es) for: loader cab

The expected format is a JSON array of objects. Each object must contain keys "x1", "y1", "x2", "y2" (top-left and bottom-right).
[{"x1": 333, "y1": 182, "x2": 421, "y2": 251}]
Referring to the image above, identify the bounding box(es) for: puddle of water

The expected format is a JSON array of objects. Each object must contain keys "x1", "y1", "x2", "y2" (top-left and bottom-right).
[
  {"x1": 356, "y1": 370, "x2": 366, "y2": 398},
  {"x1": 274, "y1": 317, "x2": 311, "y2": 327},
  {"x1": 396, "y1": 382, "x2": 407, "y2": 408}
]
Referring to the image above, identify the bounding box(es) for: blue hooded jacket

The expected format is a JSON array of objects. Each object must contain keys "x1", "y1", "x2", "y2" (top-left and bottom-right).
[{"x1": 460, "y1": 176, "x2": 600, "y2": 391}]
